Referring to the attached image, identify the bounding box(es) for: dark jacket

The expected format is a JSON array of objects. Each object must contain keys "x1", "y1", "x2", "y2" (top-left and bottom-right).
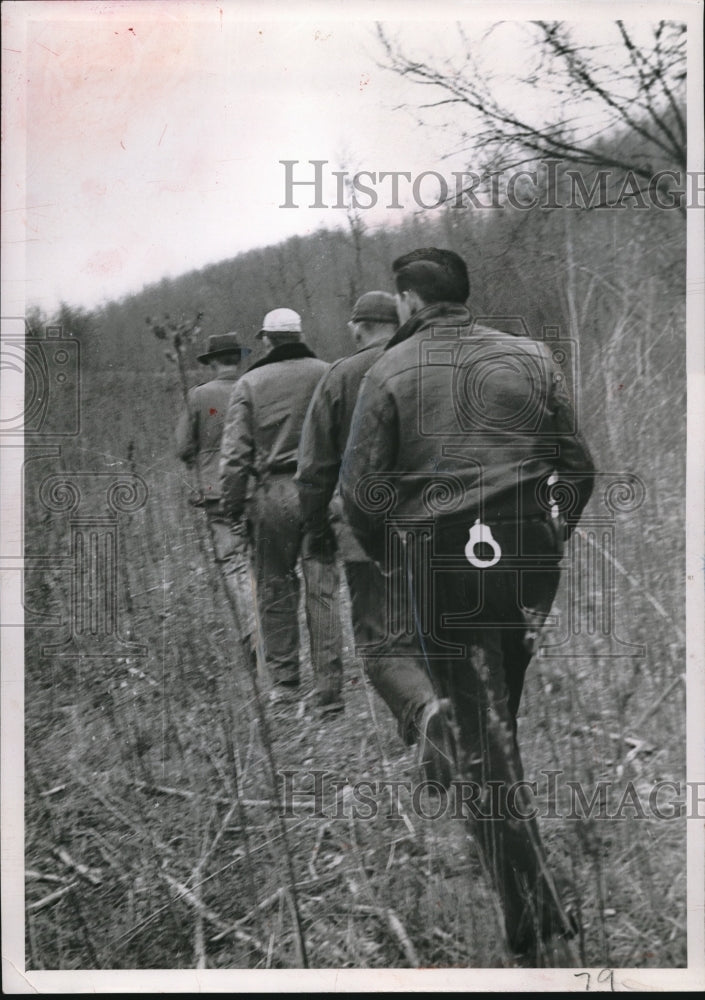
[
  {"x1": 220, "y1": 342, "x2": 329, "y2": 520},
  {"x1": 296, "y1": 341, "x2": 386, "y2": 558},
  {"x1": 175, "y1": 371, "x2": 240, "y2": 500},
  {"x1": 340, "y1": 302, "x2": 595, "y2": 558}
]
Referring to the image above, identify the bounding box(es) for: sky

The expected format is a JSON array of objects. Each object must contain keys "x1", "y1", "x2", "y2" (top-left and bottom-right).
[{"x1": 1, "y1": 0, "x2": 692, "y2": 314}]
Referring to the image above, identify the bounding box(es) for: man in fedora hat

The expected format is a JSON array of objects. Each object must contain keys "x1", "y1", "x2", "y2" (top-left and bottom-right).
[
  {"x1": 176, "y1": 331, "x2": 256, "y2": 656},
  {"x1": 219, "y1": 308, "x2": 344, "y2": 714}
]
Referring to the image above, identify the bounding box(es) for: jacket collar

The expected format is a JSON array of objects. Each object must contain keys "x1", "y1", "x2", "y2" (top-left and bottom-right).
[
  {"x1": 385, "y1": 302, "x2": 471, "y2": 350},
  {"x1": 356, "y1": 338, "x2": 389, "y2": 355},
  {"x1": 246, "y1": 341, "x2": 318, "y2": 372}
]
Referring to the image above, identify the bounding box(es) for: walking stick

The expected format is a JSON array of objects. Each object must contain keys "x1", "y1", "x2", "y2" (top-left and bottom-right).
[{"x1": 149, "y1": 312, "x2": 309, "y2": 967}]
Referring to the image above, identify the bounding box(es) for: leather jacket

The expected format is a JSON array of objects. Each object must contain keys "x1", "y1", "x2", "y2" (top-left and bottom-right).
[{"x1": 340, "y1": 302, "x2": 595, "y2": 559}]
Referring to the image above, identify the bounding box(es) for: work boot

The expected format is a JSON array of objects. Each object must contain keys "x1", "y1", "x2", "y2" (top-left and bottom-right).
[
  {"x1": 507, "y1": 875, "x2": 580, "y2": 967},
  {"x1": 414, "y1": 698, "x2": 457, "y2": 789},
  {"x1": 269, "y1": 677, "x2": 300, "y2": 706},
  {"x1": 316, "y1": 689, "x2": 345, "y2": 720},
  {"x1": 511, "y1": 932, "x2": 578, "y2": 968},
  {"x1": 244, "y1": 637, "x2": 258, "y2": 675}
]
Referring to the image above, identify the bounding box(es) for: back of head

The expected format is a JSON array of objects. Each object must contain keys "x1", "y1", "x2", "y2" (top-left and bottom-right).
[
  {"x1": 392, "y1": 247, "x2": 469, "y2": 305},
  {"x1": 213, "y1": 351, "x2": 245, "y2": 367},
  {"x1": 350, "y1": 291, "x2": 398, "y2": 326}
]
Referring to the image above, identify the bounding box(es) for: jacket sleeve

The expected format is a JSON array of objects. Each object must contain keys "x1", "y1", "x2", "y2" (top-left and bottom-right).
[
  {"x1": 295, "y1": 370, "x2": 341, "y2": 535},
  {"x1": 548, "y1": 363, "x2": 596, "y2": 522},
  {"x1": 340, "y1": 369, "x2": 399, "y2": 560},
  {"x1": 175, "y1": 389, "x2": 198, "y2": 466},
  {"x1": 219, "y1": 380, "x2": 254, "y2": 521}
]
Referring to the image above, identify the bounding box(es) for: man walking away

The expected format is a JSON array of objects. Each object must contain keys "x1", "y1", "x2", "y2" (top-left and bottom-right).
[
  {"x1": 219, "y1": 308, "x2": 345, "y2": 715},
  {"x1": 340, "y1": 248, "x2": 595, "y2": 963},
  {"x1": 296, "y1": 291, "x2": 438, "y2": 731},
  {"x1": 175, "y1": 331, "x2": 256, "y2": 660}
]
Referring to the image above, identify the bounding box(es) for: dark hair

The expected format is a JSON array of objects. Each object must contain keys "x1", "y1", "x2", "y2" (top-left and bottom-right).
[{"x1": 392, "y1": 247, "x2": 469, "y2": 304}]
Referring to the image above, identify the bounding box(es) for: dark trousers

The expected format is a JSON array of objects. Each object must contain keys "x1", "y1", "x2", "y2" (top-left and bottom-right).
[
  {"x1": 389, "y1": 515, "x2": 570, "y2": 952},
  {"x1": 344, "y1": 557, "x2": 436, "y2": 740},
  {"x1": 250, "y1": 476, "x2": 343, "y2": 700}
]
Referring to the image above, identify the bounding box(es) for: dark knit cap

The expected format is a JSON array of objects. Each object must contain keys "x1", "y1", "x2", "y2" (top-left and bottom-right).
[{"x1": 350, "y1": 291, "x2": 399, "y2": 325}]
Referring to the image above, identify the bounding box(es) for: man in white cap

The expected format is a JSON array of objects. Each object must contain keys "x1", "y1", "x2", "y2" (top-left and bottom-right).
[
  {"x1": 176, "y1": 332, "x2": 257, "y2": 658},
  {"x1": 219, "y1": 308, "x2": 345, "y2": 713}
]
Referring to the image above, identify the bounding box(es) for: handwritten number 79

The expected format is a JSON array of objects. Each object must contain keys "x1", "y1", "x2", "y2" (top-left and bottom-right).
[{"x1": 574, "y1": 969, "x2": 615, "y2": 991}]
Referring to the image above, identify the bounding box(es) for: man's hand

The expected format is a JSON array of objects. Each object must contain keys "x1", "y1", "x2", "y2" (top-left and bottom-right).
[{"x1": 302, "y1": 523, "x2": 337, "y2": 562}]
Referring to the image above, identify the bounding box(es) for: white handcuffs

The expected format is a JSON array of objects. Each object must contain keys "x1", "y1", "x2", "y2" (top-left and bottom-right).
[{"x1": 464, "y1": 518, "x2": 502, "y2": 568}]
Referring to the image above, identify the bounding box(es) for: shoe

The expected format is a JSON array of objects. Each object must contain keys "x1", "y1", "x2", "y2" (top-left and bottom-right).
[
  {"x1": 542, "y1": 933, "x2": 578, "y2": 967},
  {"x1": 511, "y1": 933, "x2": 578, "y2": 968},
  {"x1": 415, "y1": 698, "x2": 457, "y2": 789},
  {"x1": 317, "y1": 690, "x2": 345, "y2": 719},
  {"x1": 269, "y1": 683, "x2": 300, "y2": 705},
  {"x1": 245, "y1": 643, "x2": 258, "y2": 674},
  {"x1": 319, "y1": 700, "x2": 345, "y2": 719},
  {"x1": 507, "y1": 881, "x2": 580, "y2": 967}
]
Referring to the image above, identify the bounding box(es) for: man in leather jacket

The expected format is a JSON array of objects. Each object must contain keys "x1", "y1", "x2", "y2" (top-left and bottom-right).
[{"x1": 340, "y1": 248, "x2": 595, "y2": 962}]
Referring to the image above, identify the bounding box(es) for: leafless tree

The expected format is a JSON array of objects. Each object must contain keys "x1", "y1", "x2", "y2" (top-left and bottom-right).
[{"x1": 376, "y1": 20, "x2": 686, "y2": 179}]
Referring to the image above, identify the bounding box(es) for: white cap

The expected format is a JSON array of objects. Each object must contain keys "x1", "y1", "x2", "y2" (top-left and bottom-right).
[{"x1": 257, "y1": 307, "x2": 302, "y2": 339}]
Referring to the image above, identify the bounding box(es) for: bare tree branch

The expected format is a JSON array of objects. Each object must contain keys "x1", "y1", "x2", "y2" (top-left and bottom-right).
[{"x1": 376, "y1": 20, "x2": 686, "y2": 179}]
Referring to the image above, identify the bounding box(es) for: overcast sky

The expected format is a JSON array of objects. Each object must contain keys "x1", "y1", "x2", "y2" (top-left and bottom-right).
[{"x1": 2, "y1": 0, "x2": 692, "y2": 314}]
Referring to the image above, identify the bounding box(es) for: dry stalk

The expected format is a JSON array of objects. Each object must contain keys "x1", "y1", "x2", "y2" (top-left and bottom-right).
[
  {"x1": 309, "y1": 821, "x2": 331, "y2": 880},
  {"x1": 161, "y1": 871, "x2": 268, "y2": 958},
  {"x1": 210, "y1": 888, "x2": 284, "y2": 943},
  {"x1": 631, "y1": 673, "x2": 685, "y2": 731},
  {"x1": 344, "y1": 809, "x2": 420, "y2": 967},
  {"x1": 132, "y1": 778, "x2": 273, "y2": 807},
  {"x1": 27, "y1": 882, "x2": 78, "y2": 912},
  {"x1": 26, "y1": 870, "x2": 68, "y2": 884},
  {"x1": 39, "y1": 784, "x2": 67, "y2": 797},
  {"x1": 576, "y1": 528, "x2": 685, "y2": 644},
  {"x1": 161, "y1": 327, "x2": 310, "y2": 967},
  {"x1": 54, "y1": 847, "x2": 102, "y2": 886}
]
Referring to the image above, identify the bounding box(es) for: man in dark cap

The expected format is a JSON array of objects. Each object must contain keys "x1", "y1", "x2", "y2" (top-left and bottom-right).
[
  {"x1": 296, "y1": 291, "x2": 419, "y2": 718},
  {"x1": 176, "y1": 332, "x2": 256, "y2": 656},
  {"x1": 219, "y1": 309, "x2": 344, "y2": 714},
  {"x1": 340, "y1": 248, "x2": 595, "y2": 964}
]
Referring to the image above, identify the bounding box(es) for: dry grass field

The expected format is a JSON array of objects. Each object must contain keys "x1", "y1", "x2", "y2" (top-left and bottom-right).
[{"x1": 23, "y1": 363, "x2": 686, "y2": 971}]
